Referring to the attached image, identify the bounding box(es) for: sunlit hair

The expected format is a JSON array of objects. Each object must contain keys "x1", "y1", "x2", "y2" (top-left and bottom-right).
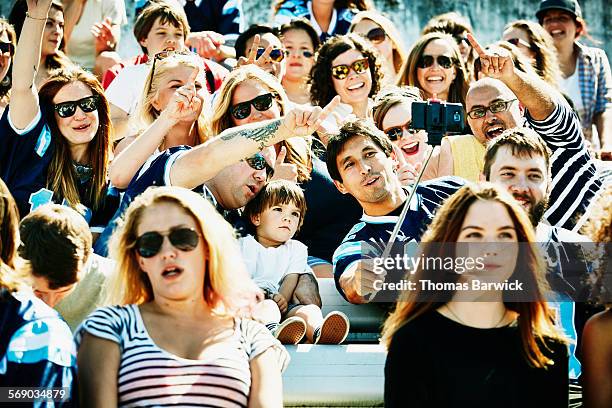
[
  {"x1": 399, "y1": 32, "x2": 469, "y2": 107},
  {"x1": 421, "y1": 12, "x2": 476, "y2": 80},
  {"x1": 273, "y1": 0, "x2": 371, "y2": 14},
  {"x1": 133, "y1": 1, "x2": 190, "y2": 54},
  {"x1": 473, "y1": 41, "x2": 539, "y2": 81},
  {"x1": 310, "y1": 33, "x2": 384, "y2": 107},
  {"x1": 504, "y1": 20, "x2": 561, "y2": 87},
  {"x1": 107, "y1": 186, "x2": 261, "y2": 315},
  {"x1": 243, "y1": 179, "x2": 307, "y2": 231},
  {"x1": 210, "y1": 65, "x2": 312, "y2": 182},
  {"x1": 381, "y1": 183, "x2": 566, "y2": 368},
  {"x1": 0, "y1": 18, "x2": 16, "y2": 97},
  {"x1": 38, "y1": 68, "x2": 112, "y2": 211},
  {"x1": 372, "y1": 85, "x2": 423, "y2": 131},
  {"x1": 349, "y1": 11, "x2": 407, "y2": 75},
  {"x1": 137, "y1": 52, "x2": 209, "y2": 144},
  {"x1": 0, "y1": 179, "x2": 24, "y2": 292}
]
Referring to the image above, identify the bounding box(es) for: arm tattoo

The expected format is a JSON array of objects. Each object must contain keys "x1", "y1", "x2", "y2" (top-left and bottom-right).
[{"x1": 220, "y1": 119, "x2": 282, "y2": 150}]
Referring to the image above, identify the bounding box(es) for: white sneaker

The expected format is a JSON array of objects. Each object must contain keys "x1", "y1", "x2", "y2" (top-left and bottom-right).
[
  {"x1": 274, "y1": 316, "x2": 307, "y2": 344},
  {"x1": 314, "y1": 311, "x2": 350, "y2": 344}
]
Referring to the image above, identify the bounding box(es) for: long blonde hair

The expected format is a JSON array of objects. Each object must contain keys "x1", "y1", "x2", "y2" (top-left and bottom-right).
[
  {"x1": 210, "y1": 65, "x2": 312, "y2": 182},
  {"x1": 382, "y1": 184, "x2": 566, "y2": 368},
  {"x1": 136, "y1": 53, "x2": 209, "y2": 145},
  {"x1": 107, "y1": 186, "x2": 260, "y2": 315}
]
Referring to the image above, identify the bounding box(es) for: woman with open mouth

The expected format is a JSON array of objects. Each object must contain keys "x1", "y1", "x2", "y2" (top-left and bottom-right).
[
  {"x1": 398, "y1": 32, "x2": 469, "y2": 109},
  {"x1": 349, "y1": 10, "x2": 406, "y2": 85},
  {"x1": 372, "y1": 86, "x2": 441, "y2": 182},
  {"x1": 77, "y1": 187, "x2": 288, "y2": 406},
  {"x1": 1, "y1": 0, "x2": 117, "y2": 232}
]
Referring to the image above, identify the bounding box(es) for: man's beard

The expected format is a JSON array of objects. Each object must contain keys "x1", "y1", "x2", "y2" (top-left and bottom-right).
[{"x1": 529, "y1": 198, "x2": 549, "y2": 226}]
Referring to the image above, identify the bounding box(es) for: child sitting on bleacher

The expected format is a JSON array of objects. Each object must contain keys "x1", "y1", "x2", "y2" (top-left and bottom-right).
[{"x1": 240, "y1": 180, "x2": 350, "y2": 345}]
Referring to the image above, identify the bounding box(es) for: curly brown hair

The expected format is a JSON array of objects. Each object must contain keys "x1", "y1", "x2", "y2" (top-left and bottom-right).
[{"x1": 309, "y1": 33, "x2": 384, "y2": 108}]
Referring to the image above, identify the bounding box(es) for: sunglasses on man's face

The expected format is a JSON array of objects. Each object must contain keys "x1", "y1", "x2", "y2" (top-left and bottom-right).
[
  {"x1": 244, "y1": 152, "x2": 274, "y2": 175},
  {"x1": 135, "y1": 227, "x2": 201, "y2": 258},
  {"x1": 230, "y1": 93, "x2": 277, "y2": 120},
  {"x1": 53, "y1": 95, "x2": 100, "y2": 118},
  {"x1": 331, "y1": 58, "x2": 370, "y2": 80},
  {"x1": 417, "y1": 55, "x2": 455, "y2": 69},
  {"x1": 0, "y1": 42, "x2": 14, "y2": 56},
  {"x1": 365, "y1": 27, "x2": 386, "y2": 44},
  {"x1": 256, "y1": 47, "x2": 285, "y2": 62}
]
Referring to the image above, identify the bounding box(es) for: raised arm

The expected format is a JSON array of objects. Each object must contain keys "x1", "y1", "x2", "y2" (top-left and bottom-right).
[
  {"x1": 10, "y1": 0, "x2": 52, "y2": 129},
  {"x1": 467, "y1": 33, "x2": 557, "y2": 121},
  {"x1": 170, "y1": 96, "x2": 341, "y2": 189}
]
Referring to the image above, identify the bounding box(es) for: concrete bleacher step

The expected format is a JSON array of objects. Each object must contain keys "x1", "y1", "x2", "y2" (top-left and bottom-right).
[{"x1": 283, "y1": 344, "x2": 386, "y2": 408}]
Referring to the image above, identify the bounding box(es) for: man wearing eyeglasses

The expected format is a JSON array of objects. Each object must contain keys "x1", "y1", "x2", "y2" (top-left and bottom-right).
[{"x1": 462, "y1": 34, "x2": 602, "y2": 232}]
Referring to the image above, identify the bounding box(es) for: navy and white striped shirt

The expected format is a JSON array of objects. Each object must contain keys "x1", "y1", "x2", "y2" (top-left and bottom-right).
[{"x1": 76, "y1": 305, "x2": 288, "y2": 407}]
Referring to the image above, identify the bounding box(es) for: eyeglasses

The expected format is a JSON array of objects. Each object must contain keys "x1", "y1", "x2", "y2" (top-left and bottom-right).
[
  {"x1": 467, "y1": 99, "x2": 517, "y2": 119},
  {"x1": 506, "y1": 38, "x2": 532, "y2": 49},
  {"x1": 243, "y1": 152, "x2": 274, "y2": 175},
  {"x1": 53, "y1": 95, "x2": 100, "y2": 118},
  {"x1": 0, "y1": 42, "x2": 14, "y2": 56},
  {"x1": 331, "y1": 58, "x2": 370, "y2": 80},
  {"x1": 256, "y1": 47, "x2": 285, "y2": 62},
  {"x1": 365, "y1": 27, "x2": 386, "y2": 44},
  {"x1": 151, "y1": 49, "x2": 196, "y2": 78},
  {"x1": 417, "y1": 55, "x2": 455, "y2": 69},
  {"x1": 384, "y1": 122, "x2": 420, "y2": 141},
  {"x1": 283, "y1": 49, "x2": 314, "y2": 58},
  {"x1": 230, "y1": 93, "x2": 278, "y2": 120},
  {"x1": 135, "y1": 227, "x2": 201, "y2": 258}
]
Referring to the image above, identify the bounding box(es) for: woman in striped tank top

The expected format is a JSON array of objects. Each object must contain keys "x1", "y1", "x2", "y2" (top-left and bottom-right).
[{"x1": 76, "y1": 187, "x2": 288, "y2": 407}]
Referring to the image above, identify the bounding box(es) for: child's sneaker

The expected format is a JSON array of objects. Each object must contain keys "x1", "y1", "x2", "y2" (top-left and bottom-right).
[
  {"x1": 274, "y1": 316, "x2": 307, "y2": 344},
  {"x1": 313, "y1": 311, "x2": 350, "y2": 344}
]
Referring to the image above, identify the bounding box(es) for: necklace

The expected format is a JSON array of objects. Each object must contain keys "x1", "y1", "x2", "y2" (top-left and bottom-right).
[{"x1": 445, "y1": 303, "x2": 507, "y2": 328}]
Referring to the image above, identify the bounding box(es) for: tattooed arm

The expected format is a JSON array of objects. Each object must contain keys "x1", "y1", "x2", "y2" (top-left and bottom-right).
[
  {"x1": 170, "y1": 96, "x2": 340, "y2": 189},
  {"x1": 10, "y1": 0, "x2": 52, "y2": 130}
]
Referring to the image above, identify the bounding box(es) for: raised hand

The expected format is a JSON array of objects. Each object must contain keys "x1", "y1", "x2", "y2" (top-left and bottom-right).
[
  {"x1": 91, "y1": 17, "x2": 117, "y2": 54},
  {"x1": 159, "y1": 67, "x2": 202, "y2": 124},
  {"x1": 468, "y1": 33, "x2": 514, "y2": 82},
  {"x1": 392, "y1": 144, "x2": 421, "y2": 186},
  {"x1": 282, "y1": 95, "x2": 342, "y2": 137},
  {"x1": 26, "y1": 0, "x2": 53, "y2": 19},
  {"x1": 186, "y1": 31, "x2": 224, "y2": 59},
  {"x1": 236, "y1": 35, "x2": 274, "y2": 70},
  {"x1": 270, "y1": 146, "x2": 299, "y2": 182}
]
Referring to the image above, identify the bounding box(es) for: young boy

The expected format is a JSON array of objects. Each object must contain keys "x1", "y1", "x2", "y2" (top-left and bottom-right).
[{"x1": 240, "y1": 180, "x2": 350, "y2": 344}]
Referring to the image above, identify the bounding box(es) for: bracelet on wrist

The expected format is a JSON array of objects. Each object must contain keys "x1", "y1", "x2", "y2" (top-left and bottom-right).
[{"x1": 26, "y1": 12, "x2": 48, "y2": 21}]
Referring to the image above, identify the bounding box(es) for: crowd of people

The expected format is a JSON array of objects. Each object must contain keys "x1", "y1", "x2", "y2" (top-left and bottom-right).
[{"x1": 0, "y1": 0, "x2": 610, "y2": 406}]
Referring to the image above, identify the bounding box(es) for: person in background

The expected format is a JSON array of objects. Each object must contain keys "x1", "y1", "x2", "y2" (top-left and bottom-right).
[
  {"x1": 383, "y1": 184, "x2": 569, "y2": 407},
  {"x1": 537, "y1": 0, "x2": 612, "y2": 154},
  {"x1": 0, "y1": 19, "x2": 16, "y2": 117},
  {"x1": 19, "y1": 204, "x2": 113, "y2": 331},
  {"x1": 580, "y1": 186, "x2": 612, "y2": 408},
  {"x1": 61, "y1": 0, "x2": 127, "y2": 78},
  {"x1": 310, "y1": 33, "x2": 383, "y2": 119},
  {"x1": 8, "y1": 0, "x2": 74, "y2": 88},
  {"x1": 77, "y1": 186, "x2": 287, "y2": 407},
  {"x1": 502, "y1": 19, "x2": 561, "y2": 88},
  {"x1": 0, "y1": 179, "x2": 77, "y2": 402},
  {"x1": 398, "y1": 32, "x2": 469, "y2": 108},
  {"x1": 279, "y1": 18, "x2": 320, "y2": 105},
  {"x1": 422, "y1": 11, "x2": 476, "y2": 81},
  {"x1": 273, "y1": 0, "x2": 371, "y2": 42},
  {"x1": 349, "y1": 10, "x2": 406, "y2": 85},
  {"x1": 241, "y1": 180, "x2": 350, "y2": 344}
]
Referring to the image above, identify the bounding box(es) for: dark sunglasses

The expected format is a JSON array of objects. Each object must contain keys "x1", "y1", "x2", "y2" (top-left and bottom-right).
[
  {"x1": 417, "y1": 55, "x2": 455, "y2": 69},
  {"x1": 244, "y1": 152, "x2": 274, "y2": 175},
  {"x1": 331, "y1": 58, "x2": 369, "y2": 80},
  {"x1": 230, "y1": 93, "x2": 277, "y2": 120},
  {"x1": 0, "y1": 42, "x2": 14, "y2": 56},
  {"x1": 506, "y1": 38, "x2": 531, "y2": 48},
  {"x1": 284, "y1": 49, "x2": 314, "y2": 58},
  {"x1": 384, "y1": 122, "x2": 419, "y2": 141},
  {"x1": 53, "y1": 95, "x2": 100, "y2": 118},
  {"x1": 135, "y1": 227, "x2": 200, "y2": 258},
  {"x1": 365, "y1": 27, "x2": 386, "y2": 44},
  {"x1": 256, "y1": 47, "x2": 285, "y2": 62}
]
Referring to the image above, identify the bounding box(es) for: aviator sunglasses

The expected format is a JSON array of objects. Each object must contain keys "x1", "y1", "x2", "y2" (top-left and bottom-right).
[
  {"x1": 230, "y1": 93, "x2": 278, "y2": 120},
  {"x1": 331, "y1": 58, "x2": 370, "y2": 80},
  {"x1": 243, "y1": 152, "x2": 274, "y2": 175},
  {"x1": 384, "y1": 122, "x2": 420, "y2": 141},
  {"x1": 255, "y1": 47, "x2": 285, "y2": 62},
  {"x1": 53, "y1": 95, "x2": 100, "y2": 118},
  {"x1": 135, "y1": 227, "x2": 201, "y2": 258},
  {"x1": 417, "y1": 55, "x2": 455, "y2": 69}
]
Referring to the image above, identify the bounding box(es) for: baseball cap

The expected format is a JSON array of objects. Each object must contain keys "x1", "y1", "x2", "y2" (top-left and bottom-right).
[{"x1": 536, "y1": 0, "x2": 582, "y2": 22}]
